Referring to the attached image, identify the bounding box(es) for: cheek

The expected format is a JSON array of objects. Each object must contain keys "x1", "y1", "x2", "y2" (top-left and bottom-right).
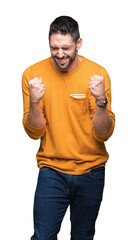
[
  {"x1": 68, "y1": 50, "x2": 76, "y2": 58},
  {"x1": 51, "y1": 51, "x2": 56, "y2": 57}
]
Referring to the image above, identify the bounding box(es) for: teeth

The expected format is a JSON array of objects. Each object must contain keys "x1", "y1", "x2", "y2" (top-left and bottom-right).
[{"x1": 58, "y1": 59, "x2": 67, "y2": 64}]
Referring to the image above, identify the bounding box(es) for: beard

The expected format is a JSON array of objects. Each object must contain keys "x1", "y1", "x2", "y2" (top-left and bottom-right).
[{"x1": 52, "y1": 48, "x2": 77, "y2": 71}]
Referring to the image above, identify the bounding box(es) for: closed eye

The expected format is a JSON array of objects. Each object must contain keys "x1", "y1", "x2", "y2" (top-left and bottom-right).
[
  {"x1": 51, "y1": 47, "x2": 59, "y2": 50},
  {"x1": 50, "y1": 46, "x2": 71, "y2": 51},
  {"x1": 62, "y1": 47, "x2": 70, "y2": 50}
]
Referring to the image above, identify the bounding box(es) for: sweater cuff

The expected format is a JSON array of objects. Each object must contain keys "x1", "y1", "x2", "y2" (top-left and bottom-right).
[
  {"x1": 92, "y1": 119, "x2": 115, "y2": 142},
  {"x1": 23, "y1": 117, "x2": 46, "y2": 139}
]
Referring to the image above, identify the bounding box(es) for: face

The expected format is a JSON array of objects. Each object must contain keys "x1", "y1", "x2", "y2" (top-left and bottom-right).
[{"x1": 49, "y1": 33, "x2": 82, "y2": 72}]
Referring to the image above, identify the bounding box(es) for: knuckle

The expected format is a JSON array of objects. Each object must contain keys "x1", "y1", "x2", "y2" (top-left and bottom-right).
[{"x1": 28, "y1": 81, "x2": 32, "y2": 86}]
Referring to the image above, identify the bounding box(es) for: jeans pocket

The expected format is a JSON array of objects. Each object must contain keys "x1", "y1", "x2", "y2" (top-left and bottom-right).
[
  {"x1": 88, "y1": 167, "x2": 105, "y2": 181},
  {"x1": 40, "y1": 166, "x2": 50, "y2": 171},
  {"x1": 38, "y1": 167, "x2": 51, "y2": 180}
]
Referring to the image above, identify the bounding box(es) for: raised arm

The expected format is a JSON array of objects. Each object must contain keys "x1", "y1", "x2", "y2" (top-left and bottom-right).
[
  {"x1": 88, "y1": 68, "x2": 115, "y2": 142},
  {"x1": 22, "y1": 68, "x2": 46, "y2": 139},
  {"x1": 27, "y1": 78, "x2": 46, "y2": 128}
]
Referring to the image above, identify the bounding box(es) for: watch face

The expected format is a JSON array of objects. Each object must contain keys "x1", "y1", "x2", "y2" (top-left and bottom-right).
[
  {"x1": 103, "y1": 98, "x2": 108, "y2": 106},
  {"x1": 96, "y1": 98, "x2": 108, "y2": 108}
]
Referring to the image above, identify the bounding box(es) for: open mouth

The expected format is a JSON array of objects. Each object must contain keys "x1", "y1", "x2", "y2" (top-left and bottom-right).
[{"x1": 55, "y1": 57, "x2": 69, "y2": 65}]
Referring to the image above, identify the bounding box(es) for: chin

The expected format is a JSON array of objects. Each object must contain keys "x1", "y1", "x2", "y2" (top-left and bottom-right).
[
  {"x1": 58, "y1": 64, "x2": 70, "y2": 70},
  {"x1": 55, "y1": 60, "x2": 71, "y2": 71}
]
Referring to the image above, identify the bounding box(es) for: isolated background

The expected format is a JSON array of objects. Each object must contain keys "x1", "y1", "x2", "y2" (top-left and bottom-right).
[{"x1": 0, "y1": 0, "x2": 137, "y2": 239}]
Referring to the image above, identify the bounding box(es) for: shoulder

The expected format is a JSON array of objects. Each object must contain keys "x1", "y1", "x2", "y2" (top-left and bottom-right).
[
  {"x1": 23, "y1": 57, "x2": 51, "y2": 77},
  {"x1": 31, "y1": 57, "x2": 51, "y2": 70},
  {"x1": 83, "y1": 56, "x2": 109, "y2": 77},
  {"x1": 83, "y1": 56, "x2": 104, "y2": 71}
]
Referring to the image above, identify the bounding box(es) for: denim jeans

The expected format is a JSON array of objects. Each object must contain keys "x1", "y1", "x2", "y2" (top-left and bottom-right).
[{"x1": 31, "y1": 166, "x2": 105, "y2": 240}]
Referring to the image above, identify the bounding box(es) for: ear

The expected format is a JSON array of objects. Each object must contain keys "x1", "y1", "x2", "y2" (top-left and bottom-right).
[{"x1": 76, "y1": 38, "x2": 82, "y2": 50}]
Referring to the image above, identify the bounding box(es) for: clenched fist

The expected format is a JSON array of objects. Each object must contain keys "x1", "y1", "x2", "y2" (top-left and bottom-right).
[
  {"x1": 88, "y1": 75, "x2": 106, "y2": 101},
  {"x1": 28, "y1": 78, "x2": 45, "y2": 103}
]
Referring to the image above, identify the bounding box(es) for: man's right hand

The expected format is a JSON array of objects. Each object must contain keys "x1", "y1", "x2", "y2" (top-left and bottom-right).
[{"x1": 28, "y1": 78, "x2": 45, "y2": 103}]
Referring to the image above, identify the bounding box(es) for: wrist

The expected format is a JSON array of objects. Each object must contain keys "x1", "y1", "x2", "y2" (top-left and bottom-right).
[
  {"x1": 30, "y1": 98, "x2": 40, "y2": 105},
  {"x1": 96, "y1": 96, "x2": 108, "y2": 108},
  {"x1": 30, "y1": 100, "x2": 40, "y2": 110}
]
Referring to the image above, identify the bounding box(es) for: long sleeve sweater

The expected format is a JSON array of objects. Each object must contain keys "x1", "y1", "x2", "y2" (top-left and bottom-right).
[{"x1": 22, "y1": 56, "x2": 115, "y2": 175}]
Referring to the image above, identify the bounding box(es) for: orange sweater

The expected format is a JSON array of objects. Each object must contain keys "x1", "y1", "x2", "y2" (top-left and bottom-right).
[{"x1": 22, "y1": 56, "x2": 115, "y2": 175}]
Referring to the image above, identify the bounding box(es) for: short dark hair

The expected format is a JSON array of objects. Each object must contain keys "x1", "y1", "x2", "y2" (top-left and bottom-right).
[{"x1": 49, "y1": 16, "x2": 80, "y2": 43}]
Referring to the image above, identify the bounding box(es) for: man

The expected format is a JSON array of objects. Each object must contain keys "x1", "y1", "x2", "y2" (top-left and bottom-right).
[{"x1": 22, "y1": 16, "x2": 115, "y2": 240}]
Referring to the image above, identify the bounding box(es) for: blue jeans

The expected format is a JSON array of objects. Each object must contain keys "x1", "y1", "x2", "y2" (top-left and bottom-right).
[{"x1": 31, "y1": 166, "x2": 105, "y2": 240}]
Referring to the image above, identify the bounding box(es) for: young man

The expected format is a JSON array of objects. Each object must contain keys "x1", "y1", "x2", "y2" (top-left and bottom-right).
[{"x1": 22, "y1": 16, "x2": 115, "y2": 240}]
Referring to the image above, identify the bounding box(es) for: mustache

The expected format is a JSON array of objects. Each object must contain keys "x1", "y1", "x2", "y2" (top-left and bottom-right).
[{"x1": 54, "y1": 56, "x2": 70, "y2": 60}]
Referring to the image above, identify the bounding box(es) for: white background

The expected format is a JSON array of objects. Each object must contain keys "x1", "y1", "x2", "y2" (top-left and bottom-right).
[{"x1": 0, "y1": 0, "x2": 137, "y2": 239}]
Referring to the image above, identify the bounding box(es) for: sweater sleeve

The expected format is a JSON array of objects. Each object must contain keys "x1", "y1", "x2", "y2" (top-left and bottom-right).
[
  {"x1": 22, "y1": 66, "x2": 46, "y2": 139},
  {"x1": 89, "y1": 67, "x2": 115, "y2": 142}
]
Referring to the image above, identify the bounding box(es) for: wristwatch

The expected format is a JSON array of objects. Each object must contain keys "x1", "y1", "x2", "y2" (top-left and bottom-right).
[{"x1": 96, "y1": 97, "x2": 108, "y2": 108}]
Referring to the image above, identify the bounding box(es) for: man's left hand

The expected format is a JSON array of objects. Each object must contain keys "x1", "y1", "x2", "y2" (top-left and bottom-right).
[{"x1": 88, "y1": 75, "x2": 106, "y2": 101}]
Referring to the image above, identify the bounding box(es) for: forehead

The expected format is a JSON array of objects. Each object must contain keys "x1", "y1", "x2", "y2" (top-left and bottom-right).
[{"x1": 49, "y1": 33, "x2": 74, "y2": 46}]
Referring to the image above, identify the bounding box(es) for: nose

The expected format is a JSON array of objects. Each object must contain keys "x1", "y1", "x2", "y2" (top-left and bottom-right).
[{"x1": 57, "y1": 49, "x2": 64, "y2": 58}]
